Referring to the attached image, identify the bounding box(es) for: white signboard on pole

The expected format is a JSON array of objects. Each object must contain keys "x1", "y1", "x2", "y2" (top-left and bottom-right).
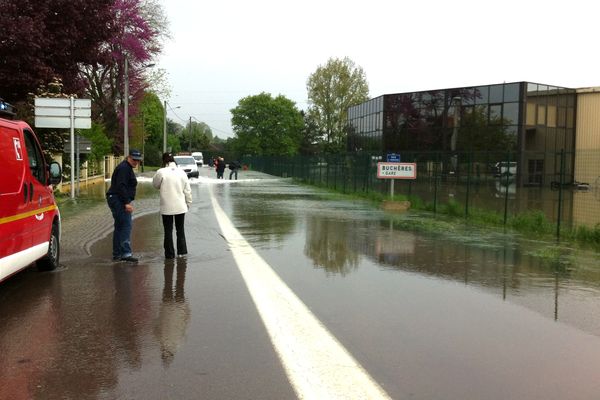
[
  {"x1": 34, "y1": 97, "x2": 92, "y2": 199},
  {"x1": 377, "y1": 162, "x2": 417, "y2": 179},
  {"x1": 34, "y1": 98, "x2": 91, "y2": 129}
]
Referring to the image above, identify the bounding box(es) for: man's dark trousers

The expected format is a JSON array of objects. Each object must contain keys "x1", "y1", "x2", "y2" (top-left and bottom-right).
[{"x1": 107, "y1": 195, "x2": 133, "y2": 259}]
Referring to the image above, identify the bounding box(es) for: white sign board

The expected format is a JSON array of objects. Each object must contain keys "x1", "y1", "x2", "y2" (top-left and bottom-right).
[
  {"x1": 34, "y1": 98, "x2": 92, "y2": 129},
  {"x1": 377, "y1": 162, "x2": 417, "y2": 179},
  {"x1": 34, "y1": 97, "x2": 92, "y2": 199}
]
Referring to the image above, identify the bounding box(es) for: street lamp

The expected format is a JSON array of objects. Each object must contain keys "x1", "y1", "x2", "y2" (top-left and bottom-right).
[
  {"x1": 124, "y1": 57, "x2": 129, "y2": 157},
  {"x1": 123, "y1": 58, "x2": 154, "y2": 157},
  {"x1": 163, "y1": 101, "x2": 181, "y2": 153}
]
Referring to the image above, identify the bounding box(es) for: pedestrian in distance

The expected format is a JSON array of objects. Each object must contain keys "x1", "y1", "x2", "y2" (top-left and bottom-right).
[
  {"x1": 153, "y1": 153, "x2": 193, "y2": 259},
  {"x1": 229, "y1": 159, "x2": 240, "y2": 180},
  {"x1": 106, "y1": 149, "x2": 143, "y2": 262},
  {"x1": 216, "y1": 156, "x2": 226, "y2": 179}
]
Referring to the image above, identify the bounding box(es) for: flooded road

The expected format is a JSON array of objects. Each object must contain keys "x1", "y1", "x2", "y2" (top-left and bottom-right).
[{"x1": 1, "y1": 167, "x2": 600, "y2": 399}]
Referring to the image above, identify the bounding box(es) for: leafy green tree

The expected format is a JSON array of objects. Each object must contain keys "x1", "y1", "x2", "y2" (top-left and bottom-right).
[
  {"x1": 306, "y1": 57, "x2": 369, "y2": 153},
  {"x1": 179, "y1": 120, "x2": 211, "y2": 153},
  {"x1": 299, "y1": 111, "x2": 323, "y2": 155},
  {"x1": 167, "y1": 120, "x2": 183, "y2": 153},
  {"x1": 230, "y1": 92, "x2": 304, "y2": 156},
  {"x1": 130, "y1": 92, "x2": 164, "y2": 165},
  {"x1": 80, "y1": 122, "x2": 113, "y2": 162}
]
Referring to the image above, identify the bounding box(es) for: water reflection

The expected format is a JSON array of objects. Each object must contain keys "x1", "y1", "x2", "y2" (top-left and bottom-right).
[
  {"x1": 302, "y1": 211, "x2": 600, "y2": 334},
  {"x1": 0, "y1": 273, "x2": 61, "y2": 399},
  {"x1": 112, "y1": 263, "x2": 145, "y2": 368},
  {"x1": 154, "y1": 257, "x2": 190, "y2": 367},
  {"x1": 305, "y1": 217, "x2": 359, "y2": 275},
  {"x1": 227, "y1": 178, "x2": 600, "y2": 335},
  {"x1": 230, "y1": 188, "x2": 297, "y2": 245}
]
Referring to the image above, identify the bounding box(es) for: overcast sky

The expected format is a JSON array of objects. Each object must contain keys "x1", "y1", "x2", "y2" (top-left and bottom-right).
[{"x1": 158, "y1": 0, "x2": 598, "y2": 139}]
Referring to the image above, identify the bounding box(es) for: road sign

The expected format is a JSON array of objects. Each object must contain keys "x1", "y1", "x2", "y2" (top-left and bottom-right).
[
  {"x1": 387, "y1": 153, "x2": 401, "y2": 162},
  {"x1": 64, "y1": 138, "x2": 92, "y2": 154},
  {"x1": 34, "y1": 97, "x2": 92, "y2": 199},
  {"x1": 377, "y1": 162, "x2": 417, "y2": 179},
  {"x1": 34, "y1": 98, "x2": 91, "y2": 129}
]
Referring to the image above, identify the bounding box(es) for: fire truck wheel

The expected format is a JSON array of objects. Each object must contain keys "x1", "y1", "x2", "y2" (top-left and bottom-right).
[{"x1": 38, "y1": 222, "x2": 60, "y2": 271}]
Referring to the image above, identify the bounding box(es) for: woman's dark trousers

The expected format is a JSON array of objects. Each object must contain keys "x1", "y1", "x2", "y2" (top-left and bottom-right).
[{"x1": 162, "y1": 213, "x2": 187, "y2": 258}]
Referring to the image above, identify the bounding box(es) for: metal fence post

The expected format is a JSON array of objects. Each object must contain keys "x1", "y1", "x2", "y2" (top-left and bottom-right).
[
  {"x1": 433, "y1": 152, "x2": 439, "y2": 214},
  {"x1": 465, "y1": 152, "x2": 471, "y2": 217},
  {"x1": 556, "y1": 149, "x2": 565, "y2": 241},
  {"x1": 503, "y1": 152, "x2": 511, "y2": 226}
]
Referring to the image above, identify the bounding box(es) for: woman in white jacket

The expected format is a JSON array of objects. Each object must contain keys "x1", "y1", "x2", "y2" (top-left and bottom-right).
[{"x1": 152, "y1": 153, "x2": 193, "y2": 259}]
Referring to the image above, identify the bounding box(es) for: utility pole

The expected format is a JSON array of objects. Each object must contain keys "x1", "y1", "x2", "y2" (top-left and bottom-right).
[
  {"x1": 163, "y1": 100, "x2": 167, "y2": 153},
  {"x1": 123, "y1": 57, "x2": 129, "y2": 157},
  {"x1": 189, "y1": 116, "x2": 192, "y2": 152},
  {"x1": 141, "y1": 114, "x2": 145, "y2": 172}
]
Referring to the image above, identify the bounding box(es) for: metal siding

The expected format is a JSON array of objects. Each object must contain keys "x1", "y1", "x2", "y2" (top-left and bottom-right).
[
  {"x1": 574, "y1": 93, "x2": 600, "y2": 184},
  {"x1": 576, "y1": 93, "x2": 600, "y2": 150}
]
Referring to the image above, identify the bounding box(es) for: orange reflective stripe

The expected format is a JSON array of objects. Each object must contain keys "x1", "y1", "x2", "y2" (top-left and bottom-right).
[{"x1": 0, "y1": 205, "x2": 56, "y2": 225}]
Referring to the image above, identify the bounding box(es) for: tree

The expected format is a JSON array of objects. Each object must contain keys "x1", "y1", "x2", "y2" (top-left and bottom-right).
[
  {"x1": 130, "y1": 92, "x2": 164, "y2": 165},
  {"x1": 80, "y1": 122, "x2": 113, "y2": 163},
  {"x1": 306, "y1": 57, "x2": 369, "y2": 153},
  {"x1": 0, "y1": 0, "x2": 168, "y2": 156},
  {"x1": 299, "y1": 111, "x2": 323, "y2": 155},
  {"x1": 167, "y1": 120, "x2": 184, "y2": 153},
  {"x1": 230, "y1": 93, "x2": 304, "y2": 156},
  {"x1": 0, "y1": 0, "x2": 114, "y2": 103},
  {"x1": 179, "y1": 120, "x2": 211, "y2": 153},
  {"x1": 80, "y1": 0, "x2": 169, "y2": 154}
]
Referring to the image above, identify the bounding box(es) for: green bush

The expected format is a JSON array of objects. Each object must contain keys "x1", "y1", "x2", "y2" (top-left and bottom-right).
[
  {"x1": 572, "y1": 224, "x2": 600, "y2": 247},
  {"x1": 509, "y1": 210, "x2": 553, "y2": 234}
]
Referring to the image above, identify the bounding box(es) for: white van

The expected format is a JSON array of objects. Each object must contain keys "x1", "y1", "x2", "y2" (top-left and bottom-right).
[{"x1": 191, "y1": 152, "x2": 203, "y2": 167}]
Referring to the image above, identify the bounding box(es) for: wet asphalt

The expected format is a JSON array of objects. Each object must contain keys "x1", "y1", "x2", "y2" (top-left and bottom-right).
[{"x1": 1, "y1": 166, "x2": 600, "y2": 399}]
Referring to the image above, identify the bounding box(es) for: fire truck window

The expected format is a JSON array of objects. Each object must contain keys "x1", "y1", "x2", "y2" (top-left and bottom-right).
[{"x1": 23, "y1": 130, "x2": 46, "y2": 184}]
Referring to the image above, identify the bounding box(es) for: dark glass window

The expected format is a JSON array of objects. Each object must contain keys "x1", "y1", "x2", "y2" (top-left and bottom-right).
[
  {"x1": 489, "y1": 104, "x2": 502, "y2": 124},
  {"x1": 489, "y1": 85, "x2": 503, "y2": 103},
  {"x1": 503, "y1": 102, "x2": 519, "y2": 125},
  {"x1": 24, "y1": 129, "x2": 46, "y2": 184},
  {"x1": 460, "y1": 88, "x2": 475, "y2": 105},
  {"x1": 504, "y1": 83, "x2": 520, "y2": 102},
  {"x1": 462, "y1": 105, "x2": 474, "y2": 123},
  {"x1": 475, "y1": 86, "x2": 489, "y2": 104}
]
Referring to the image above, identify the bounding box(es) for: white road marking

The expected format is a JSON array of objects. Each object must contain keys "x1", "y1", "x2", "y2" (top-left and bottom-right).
[{"x1": 209, "y1": 187, "x2": 392, "y2": 400}]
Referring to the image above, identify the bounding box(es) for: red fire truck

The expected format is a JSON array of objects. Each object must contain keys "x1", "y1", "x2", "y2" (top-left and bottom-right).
[{"x1": 0, "y1": 99, "x2": 62, "y2": 283}]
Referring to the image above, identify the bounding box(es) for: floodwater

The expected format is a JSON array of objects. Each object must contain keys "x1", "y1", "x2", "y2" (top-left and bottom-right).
[{"x1": 1, "y1": 167, "x2": 600, "y2": 399}]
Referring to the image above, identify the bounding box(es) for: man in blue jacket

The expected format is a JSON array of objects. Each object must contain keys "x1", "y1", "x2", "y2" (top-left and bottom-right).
[{"x1": 106, "y1": 149, "x2": 142, "y2": 262}]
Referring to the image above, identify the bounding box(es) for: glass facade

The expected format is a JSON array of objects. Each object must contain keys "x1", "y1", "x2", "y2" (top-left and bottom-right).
[{"x1": 347, "y1": 82, "x2": 577, "y2": 185}]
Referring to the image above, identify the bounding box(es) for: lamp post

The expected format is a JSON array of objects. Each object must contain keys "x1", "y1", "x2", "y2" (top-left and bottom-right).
[
  {"x1": 123, "y1": 58, "x2": 154, "y2": 157},
  {"x1": 124, "y1": 58, "x2": 129, "y2": 157},
  {"x1": 141, "y1": 114, "x2": 145, "y2": 172},
  {"x1": 163, "y1": 100, "x2": 167, "y2": 153},
  {"x1": 163, "y1": 101, "x2": 181, "y2": 153}
]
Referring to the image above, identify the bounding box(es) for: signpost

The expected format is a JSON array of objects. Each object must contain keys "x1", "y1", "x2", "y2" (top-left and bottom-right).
[
  {"x1": 386, "y1": 153, "x2": 401, "y2": 163},
  {"x1": 377, "y1": 161, "x2": 417, "y2": 199},
  {"x1": 35, "y1": 97, "x2": 92, "y2": 198}
]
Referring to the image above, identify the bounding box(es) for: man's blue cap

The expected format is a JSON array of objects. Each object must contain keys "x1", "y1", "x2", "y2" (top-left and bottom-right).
[{"x1": 129, "y1": 149, "x2": 143, "y2": 160}]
